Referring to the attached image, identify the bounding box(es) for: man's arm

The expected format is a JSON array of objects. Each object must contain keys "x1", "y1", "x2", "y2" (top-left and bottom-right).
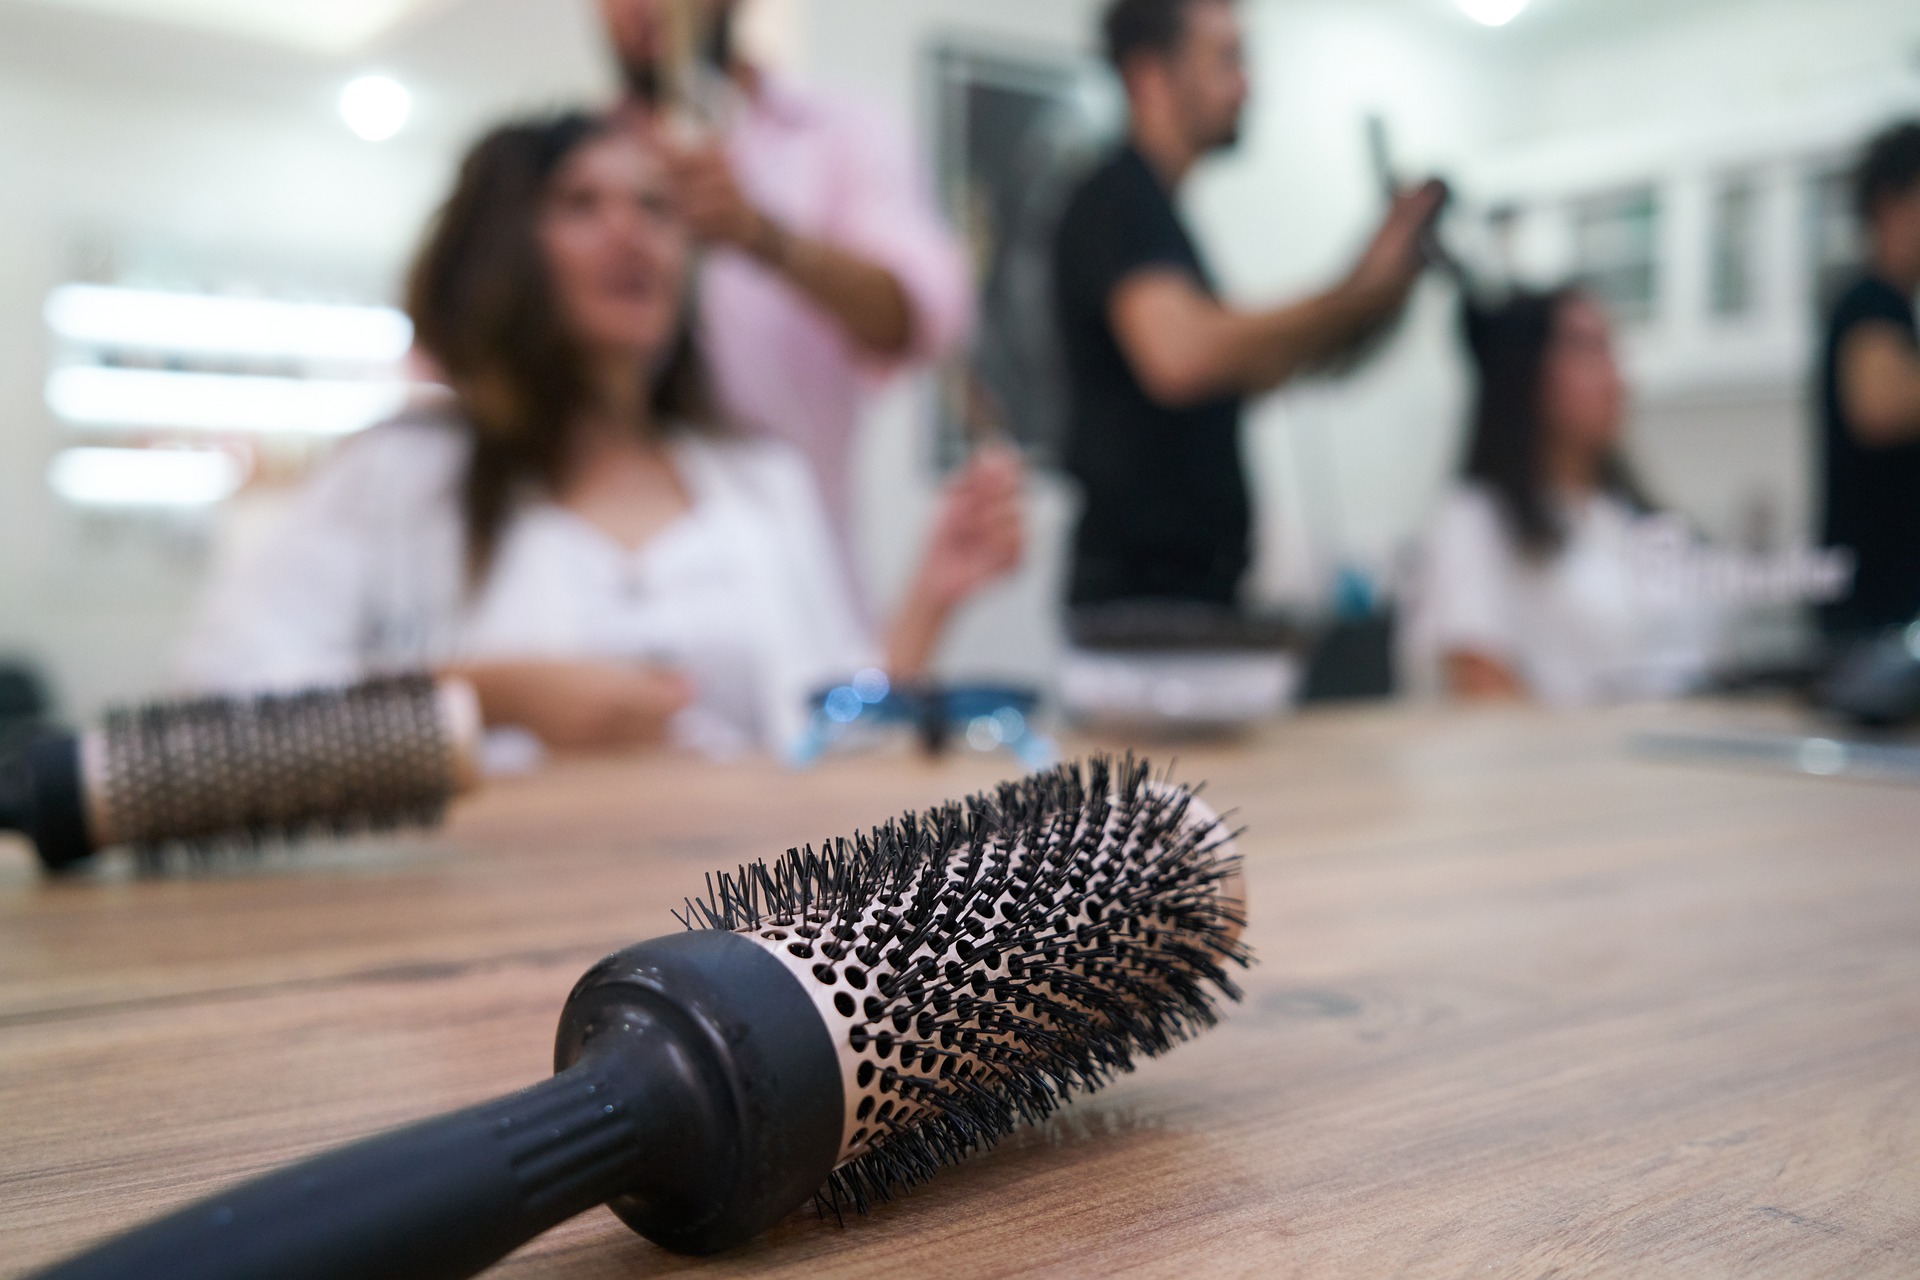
[
  {"x1": 1109, "y1": 183, "x2": 1444, "y2": 407},
  {"x1": 1839, "y1": 321, "x2": 1920, "y2": 447},
  {"x1": 1110, "y1": 271, "x2": 1380, "y2": 406},
  {"x1": 664, "y1": 141, "x2": 916, "y2": 357},
  {"x1": 746, "y1": 215, "x2": 914, "y2": 356}
]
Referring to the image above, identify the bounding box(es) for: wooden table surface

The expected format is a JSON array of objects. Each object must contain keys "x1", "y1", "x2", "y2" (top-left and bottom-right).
[{"x1": 4, "y1": 702, "x2": 1918, "y2": 1278}]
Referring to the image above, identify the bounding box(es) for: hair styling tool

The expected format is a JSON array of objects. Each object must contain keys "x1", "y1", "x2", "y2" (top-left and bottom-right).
[
  {"x1": 1366, "y1": 114, "x2": 1470, "y2": 294},
  {"x1": 0, "y1": 674, "x2": 483, "y2": 873},
  {"x1": 1311, "y1": 116, "x2": 1456, "y2": 377},
  {"x1": 659, "y1": 0, "x2": 731, "y2": 138},
  {"x1": 32, "y1": 757, "x2": 1249, "y2": 1280}
]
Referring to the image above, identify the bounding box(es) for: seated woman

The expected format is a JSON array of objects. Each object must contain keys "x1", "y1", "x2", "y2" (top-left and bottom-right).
[
  {"x1": 1403, "y1": 288, "x2": 1718, "y2": 705},
  {"x1": 182, "y1": 112, "x2": 1022, "y2": 755}
]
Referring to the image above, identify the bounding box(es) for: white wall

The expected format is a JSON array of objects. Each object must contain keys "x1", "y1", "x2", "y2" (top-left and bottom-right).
[{"x1": 1496, "y1": 0, "x2": 1920, "y2": 151}]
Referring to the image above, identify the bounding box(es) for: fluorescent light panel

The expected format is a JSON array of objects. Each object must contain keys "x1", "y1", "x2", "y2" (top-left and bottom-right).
[
  {"x1": 48, "y1": 367, "x2": 410, "y2": 436},
  {"x1": 15, "y1": 0, "x2": 443, "y2": 54},
  {"x1": 48, "y1": 447, "x2": 243, "y2": 509},
  {"x1": 45, "y1": 285, "x2": 413, "y2": 363}
]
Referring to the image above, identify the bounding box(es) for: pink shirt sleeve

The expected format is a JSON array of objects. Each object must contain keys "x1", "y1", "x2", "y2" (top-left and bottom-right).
[{"x1": 822, "y1": 102, "x2": 974, "y2": 371}]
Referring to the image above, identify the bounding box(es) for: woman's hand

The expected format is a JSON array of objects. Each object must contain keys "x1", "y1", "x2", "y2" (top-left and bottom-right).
[
  {"x1": 1444, "y1": 650, "x2": 1529, "y2": 702},
  {"x1": 914, "y1": 447, "x2": 1027, "y2": 611},
  {"x1": 886, "y1": 448, "x2": 1027, "y2": 680},
  {"x1": 450, "y1": 660, "x2": 694, "y2": 751}
]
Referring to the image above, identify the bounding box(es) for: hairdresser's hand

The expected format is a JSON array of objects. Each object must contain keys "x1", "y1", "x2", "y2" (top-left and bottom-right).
[
  {"x1": 602, "y1": 0, "x2": 667, "y2": 77},
  {"x1": 1343, "y1": 180, "x2": 1448, "y2": 319},
  {"x1": 453, "y1": 660, "x2": 693, "y2": 752},
  {"x1": 658, "y1": 140, "x2": 770, "y2": 253}
]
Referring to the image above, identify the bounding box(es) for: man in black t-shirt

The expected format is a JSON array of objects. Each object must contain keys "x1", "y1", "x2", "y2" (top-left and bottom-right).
[
  {"x1": 1055, "y1": 0, "x2": 1442, "y2": 608},
  {"x1": 1820, "y1": 121, "x2": 1920, "y2": 636}
]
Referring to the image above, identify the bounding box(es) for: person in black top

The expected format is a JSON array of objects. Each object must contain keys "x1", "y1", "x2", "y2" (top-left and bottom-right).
[
  {"x1": 1055, "y1": 0, "x2": 1442, "y2": 608},
  {"x1": 1820, "y1": 120, "x2": 1920, "y2": 637}
]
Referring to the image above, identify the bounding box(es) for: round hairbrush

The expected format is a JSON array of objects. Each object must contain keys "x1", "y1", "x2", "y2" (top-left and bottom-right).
[
  {"x1": 31, "y1": 757, "x2": 1249, "y2": 1280},
  {"x1": 0, "y1": 674, "x2": 483, "y2": 872}
]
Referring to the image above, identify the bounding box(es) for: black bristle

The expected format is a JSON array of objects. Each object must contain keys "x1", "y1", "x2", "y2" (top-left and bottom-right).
[
  {"x1": 100, "y1": 675, "x2": 453, "y2": 867},
  {"x1": 682, "y1": 756, "x2": 1252, "y2": 1215}
]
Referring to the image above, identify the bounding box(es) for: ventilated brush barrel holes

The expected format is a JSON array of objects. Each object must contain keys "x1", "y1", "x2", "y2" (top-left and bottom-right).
[{"x1": 681, "y1": 757, "x2": 1251, "y2": 1211}]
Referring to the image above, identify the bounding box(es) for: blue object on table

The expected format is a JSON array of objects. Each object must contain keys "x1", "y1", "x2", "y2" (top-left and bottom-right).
[
  {"x1": 790, "y1": 671, "x2": 1056, "y2": 770},
  {"x1": 1331, "y1": 566, "x2": 1378, "y2": 620}
]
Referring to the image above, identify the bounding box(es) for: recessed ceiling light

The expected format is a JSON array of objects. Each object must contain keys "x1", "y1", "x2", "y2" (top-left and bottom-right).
[
  {"x1": 339, "y1": 75, "x2": 412, "y2": 143},
  {"x1": 1458, "y1": 0, "x2": 1530, "y2": 27}
]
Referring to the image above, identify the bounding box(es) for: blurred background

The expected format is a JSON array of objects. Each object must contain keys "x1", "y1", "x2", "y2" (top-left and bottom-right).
[{"x1": 3, "y1": 0, "x2": 1918, "y2": 720}]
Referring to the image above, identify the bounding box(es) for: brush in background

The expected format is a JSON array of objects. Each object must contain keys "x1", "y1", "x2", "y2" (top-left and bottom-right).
[
  {"x1": 1307, "y1": 116, "x2": 1458, "y2": 379},
  {"x1": 31, "y1": 757, "x2": 1250, "y2": 1280},
  {"x1": 1365, "y1": 114, "x2": 1477, "y2": 298},
  {"x1": 659, "y1": 0, "x2": 731, "y2": 139},
  {"x1": 0, "y1": 674, "x2": 484, "y2": 873}
]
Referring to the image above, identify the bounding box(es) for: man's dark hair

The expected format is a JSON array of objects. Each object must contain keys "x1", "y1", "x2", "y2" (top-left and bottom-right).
[
  {"x1": 1855, "y1": 120, "x2": 1920, "y2": 224},
  {"x1": 1103, "y1": 0, "x2": 1216, "y2": 71}
]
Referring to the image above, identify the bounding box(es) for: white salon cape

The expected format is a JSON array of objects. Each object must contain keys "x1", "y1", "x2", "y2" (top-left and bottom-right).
[
  {"x1": 1401, "y1": 484, "x2": 1721, "y2": 707},
  {"x1": 179, "y1": 414, "x2": 875, "y2": 757}
]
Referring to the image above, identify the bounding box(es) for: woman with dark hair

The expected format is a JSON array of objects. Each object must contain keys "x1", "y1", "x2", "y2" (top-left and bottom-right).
[
  {"x1": 183, "y1": 113, "x2": 1022, "y2": 755},
  {"x1": 1403, "y1": 288, "x2": 1716, "y2": 704}
]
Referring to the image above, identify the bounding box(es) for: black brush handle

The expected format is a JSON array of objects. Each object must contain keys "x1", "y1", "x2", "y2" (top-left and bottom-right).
[
  {"x1": 0, "y1": 734, "x2": 95, "y2": 871},
  {"x1": 31, "y1": 931, "x2": 846, "y2": 1279},
  {"x1": 30, "y1": 1041, "x2": 679, "y2": 1280}
]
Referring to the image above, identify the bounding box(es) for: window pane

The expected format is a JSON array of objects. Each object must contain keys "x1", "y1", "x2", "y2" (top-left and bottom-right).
[
  {"x1": 1709, "y1": 176, "x2": 1758, "y2": 319},
  {"x1": 1573, "y1": 187, "x2": 1660, "y2": 325}
]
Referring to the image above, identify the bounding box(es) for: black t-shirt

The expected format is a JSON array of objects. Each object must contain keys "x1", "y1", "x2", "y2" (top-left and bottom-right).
[
  {"x1": 1053, "y1": 146, "x2": 1249, "y2": 607},
  {"x1": 1820, "y1": 274, "x2": 1920, "y2": 634}
]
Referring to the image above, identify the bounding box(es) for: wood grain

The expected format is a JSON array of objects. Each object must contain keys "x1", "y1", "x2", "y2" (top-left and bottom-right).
[{"x1": 3, "y1": 703, "x2": 1918, "y2": 1278}]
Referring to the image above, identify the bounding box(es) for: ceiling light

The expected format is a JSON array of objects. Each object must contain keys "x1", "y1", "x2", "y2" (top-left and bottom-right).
[
  {"x1": 47, "y1": 368, "x2": 410, "y2": 437},
  {"x1": 1457, "y1": 0, "x2": 1530, "y2": 27},
  {"x1": 13, "y1": 0, "x2": 445, "y2": 55},
  {"x1": 48, "y1": 447, "x2": 245, "y2": 509},
  {"x1": 45, "y1": 286, "x2": 413, "y2": 363},
  {"x1": 339, "y1": 75, "x2": 412, "y2": 142}
]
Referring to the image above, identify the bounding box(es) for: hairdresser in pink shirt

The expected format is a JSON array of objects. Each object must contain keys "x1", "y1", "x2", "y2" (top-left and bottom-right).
[{"x1": 599, "y1": 0, "x2": 975, "y2": 569}]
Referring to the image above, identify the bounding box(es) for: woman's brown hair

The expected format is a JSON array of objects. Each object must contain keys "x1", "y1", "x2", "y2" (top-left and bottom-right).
[
  {"x1": 1461, "y1": 287, "x2": 1650, "y2": 558},
  {"x1": 406, "y1": 111, "x2": 715, "y2": 581}
]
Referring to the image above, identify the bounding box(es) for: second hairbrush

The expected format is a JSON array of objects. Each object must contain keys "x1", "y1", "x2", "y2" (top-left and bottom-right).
[{"x1": 0, "y1": 674, "x2": 484, "y2": 872}]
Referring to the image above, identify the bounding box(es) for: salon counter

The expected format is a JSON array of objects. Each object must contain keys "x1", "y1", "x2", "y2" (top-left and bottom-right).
[{"x1": 4, "y1": 701, "x2": 1918, "y2": 1277}]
